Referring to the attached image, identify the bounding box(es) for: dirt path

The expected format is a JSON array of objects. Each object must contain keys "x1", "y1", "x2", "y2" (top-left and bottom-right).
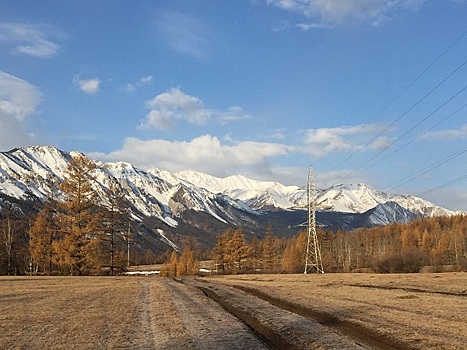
[
  {"x1": 146, "y1": 278, "x2": 270, "y2": 350},
  {"x1": 228, "y1": 283, "x2": 410, "y2": 350},
  {"x1": 181, "y1": 277, "x2": 369, "y2": 350}
]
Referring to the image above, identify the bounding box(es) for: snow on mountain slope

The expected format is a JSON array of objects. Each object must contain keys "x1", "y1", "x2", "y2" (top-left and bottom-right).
[
  {"x1": 314, "y1": 183, "x2": 456, "y2": 217},
  {"x1": 0, "y1": 146, "x2": 71, "y2": 199},
  {"x1": 364, "y1": 201, "x2": 420, "y2": 226},
  {"x1": 176, "y1": 171, "x2": 457, "y2": 217},
  {"x1": 176, "y1": 170, "x2": 303, "y2": 210},
  {"x1": 0, "y1": 147, "x2": 257, "y2": 228}
]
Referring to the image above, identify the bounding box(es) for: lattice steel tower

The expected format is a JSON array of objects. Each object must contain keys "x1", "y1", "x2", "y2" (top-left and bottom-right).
[{"x1": 304, "y1": 165, "x2": 324, "y2": 274}]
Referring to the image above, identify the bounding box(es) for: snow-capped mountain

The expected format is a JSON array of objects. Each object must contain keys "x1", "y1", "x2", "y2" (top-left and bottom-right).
[
  {"x1": 0, "y1": 146, "x2": 459, "y2": 247},
  {"x1": 0, "y1": 146, "x2": 256, "y2": 229},
  {"x1": 175, "y1": 171, "x2": 456, "y2": 217},
  {"x1": 176, "y1": 170, "x2": 303, "y2": 210}
]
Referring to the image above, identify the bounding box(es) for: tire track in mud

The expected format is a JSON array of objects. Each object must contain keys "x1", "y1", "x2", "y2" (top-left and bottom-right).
[
  {"x1": 163, "y1": 278, "x2": 270, "y2": 350},
  {"x1": 139, "y1": 280, "x2": 156, "y2": 349},
  {"x1": 185, "y1": 278, "x2": 373, "y2": 350},
  {"x1": 229, "y1": 284, "x2": 414, "y2": 350},
  {"x1": 196, "y1": 286, "x2": 294, "y2": 350}
]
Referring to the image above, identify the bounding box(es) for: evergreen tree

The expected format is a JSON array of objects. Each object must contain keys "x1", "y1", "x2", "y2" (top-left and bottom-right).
[
  {"x1": 101, "y1": 182, "x2": 127, "y2": 275},
  {"x1": 178, "y1": 245, "x2": 198, "y2": 276},
  {"x1": 168, "y1": 251, "x2": 178, "y2": 277},
  {"x1": 54, "y1": 154, "x2": 102, "y2": 275},
  {"x1": 29, "y1": 182, "x2": 59, "y2": 275},
  {"x1": 262, "y1": 223, "x2": 279, "y2": 272}
]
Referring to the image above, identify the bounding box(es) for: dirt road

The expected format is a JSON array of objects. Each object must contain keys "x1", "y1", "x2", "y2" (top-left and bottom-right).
[
  {"x1": 170, "y1": 277, "x2": 411, "y2": 350},
  {"x1": 144, "y1": 278, "x2": 270, "y2": 350}
]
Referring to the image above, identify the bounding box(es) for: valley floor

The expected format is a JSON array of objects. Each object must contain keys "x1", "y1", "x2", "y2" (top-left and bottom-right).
[{"x1": 0, "y1": 273, "x2": 465, "y2": 349}]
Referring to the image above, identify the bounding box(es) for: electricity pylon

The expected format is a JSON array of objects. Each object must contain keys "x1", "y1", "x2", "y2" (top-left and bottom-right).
[{"x1": 304, "y1": 165, "x2": 324, "y2": 274}]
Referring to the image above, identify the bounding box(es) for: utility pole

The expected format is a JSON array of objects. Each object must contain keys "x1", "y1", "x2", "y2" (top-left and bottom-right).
[
  {"x1": 304, "y1": 165, "x2": 324, "y2": 274},
  {"x1": 126, "y1": 222, "x2": 131, "y2": 267}
]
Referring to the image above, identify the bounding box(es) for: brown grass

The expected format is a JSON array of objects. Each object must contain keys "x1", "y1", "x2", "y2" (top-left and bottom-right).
[
  {"x1": 1, "y1": 273, "x2": 466, "y2": 349},
  {"x1": 0, "y1": 276, "x2": 148, "y2": 349},
  {"x1": 207, "y1": 273, "x2": 467, "y2": 350}
]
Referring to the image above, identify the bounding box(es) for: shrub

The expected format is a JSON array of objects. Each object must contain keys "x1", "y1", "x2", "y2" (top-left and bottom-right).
[{"x1": 376, "y1": 249, "x2": 429, "y2": 273}]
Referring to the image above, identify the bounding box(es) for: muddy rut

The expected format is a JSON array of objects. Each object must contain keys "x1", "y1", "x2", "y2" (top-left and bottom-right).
[{"x1": 144, "y1": 277, "x2": 411, "y2": 350}]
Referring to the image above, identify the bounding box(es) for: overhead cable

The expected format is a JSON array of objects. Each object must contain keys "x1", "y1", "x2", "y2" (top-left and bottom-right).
[
  {"x1": 340, "y1": 58, "x2": 467, "y2": 182},
  {"x1": 329, "y1": 27, "x2": 467, "y2": 172},
  {"x1": 417, "y1": 174, "x2": 467, "y2": 197}
]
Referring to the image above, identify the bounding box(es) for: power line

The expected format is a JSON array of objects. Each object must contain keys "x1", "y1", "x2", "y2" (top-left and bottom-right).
[
  {"x1": 375, "y1": 101, "x2": 467, "y2": 189},
  {"x1": 417, "y1": 174, "x2": 467, "y2": 197},
  {"x1": 329, "y1": 27, "x2": 467, "y2": 172},
  {"x1": 383, "y1": 145, "x2": 467, "y2": 192},
  {"x1": 340, "y1": 58, "x2": 467, "y2": 182},
  {"x1": 344, "y1": 81, "x2": 467, "y2": 181}
]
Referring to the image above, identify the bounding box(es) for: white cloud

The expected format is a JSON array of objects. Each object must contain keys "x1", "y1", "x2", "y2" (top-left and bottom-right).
[
  {"x1": 122, "y1": 75, "x2": 154, "y2": 93},
  {"x1": 302, "y1": 124, "x2": 385, "y2": 157},
  {"x1": 89, "y1": 134, "x2": 291, "y2": 178},
  {"x1": 0, "y1": 22, "x2": 63, "y2": 58},
  {"x1": 140, "y1": 88, "x2": 250, "y2": 130},
  {"x1": 0, "y1": 71, "x2": 41, "y2": 149},
  {"x1": 156, "y1": 10, "x2": 209, "y2": 60},
  {"x1": 265, "y1": 0, "x2": 426, "y2": 27},
  {"x1": 73, "y1": 76, "x2": 101, "y2": 95},
  {"x1": 418, "y1": 125, "x2": 467, "y2": 140},
  {"x1": 140, "y1": 75, "x2": 154, "y2": 84},
  {"x1": 369, "y1": 135, "x2": 393, "y2": 150},
  {"x1": 219, "y1": 106, "x2": 252, "y2": 125}
]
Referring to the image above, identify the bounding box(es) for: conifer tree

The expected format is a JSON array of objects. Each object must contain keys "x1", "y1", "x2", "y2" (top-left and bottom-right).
[
  {"x1": 168, "y1": 250, "x2": 178, "y2": 277},
  {"x1": 214, "y1": 228, "x2": 233, "y2": 272},
  {"x1": 101, "y1": 182, "x2": 127, "y2": 275},
  {"x1": 178, "y1": 245, "x2": 198, "y2": 276},
  {"x1": 214, "y1": 228, "x2": 252, "y2": 273},
  {"x1": 262, "y1": 223, "x2": 278, "y2": 272},
  {"x1": 29, "y1": 181, "x2": 59, "y2": 275},
  {"x1": 54, "y1": 154, "x2": 102, "y2": 275},
  {"x1": 229, "y1": 228, "x2": 253, "y2": 272},
  {"x1": 281, "y1": 230, "x2": 306, "y2": 273}
]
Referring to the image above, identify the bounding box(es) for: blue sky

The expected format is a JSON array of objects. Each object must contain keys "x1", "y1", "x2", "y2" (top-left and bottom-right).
[{"x1": 1, "y1": 0, "x2": 467, "y2": 211}]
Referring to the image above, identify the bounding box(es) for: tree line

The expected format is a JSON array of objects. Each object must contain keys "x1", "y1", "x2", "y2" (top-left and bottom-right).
[{"x1": 209, "y1": 215, "x2": 467, "y2": 274}]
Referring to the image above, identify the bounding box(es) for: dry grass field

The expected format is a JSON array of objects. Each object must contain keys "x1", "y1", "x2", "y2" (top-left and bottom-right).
[
  {"x1": 0, "y1": 276, "x2": 153, "y2": 349},
  {"x1": 208, "y1": 273, "x2": 467, "y2": 350},
  {"x1": 0, "y1": 273, "x2": 465, "y2": 349}
]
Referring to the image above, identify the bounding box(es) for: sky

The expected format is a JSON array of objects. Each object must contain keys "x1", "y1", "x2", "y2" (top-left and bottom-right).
[{"x1": 1, "y1": 0, "x2": 467, "y2": 211}]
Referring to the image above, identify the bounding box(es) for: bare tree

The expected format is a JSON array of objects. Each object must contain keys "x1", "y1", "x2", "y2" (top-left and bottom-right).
[{"x1": 2, "y1": 215, "x2": 15, "y2": 275}]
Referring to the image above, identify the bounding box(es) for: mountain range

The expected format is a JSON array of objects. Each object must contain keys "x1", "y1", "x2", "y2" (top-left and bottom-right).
[{"x1": 0, "y1": 146, "x2": 459, "y2": 252}]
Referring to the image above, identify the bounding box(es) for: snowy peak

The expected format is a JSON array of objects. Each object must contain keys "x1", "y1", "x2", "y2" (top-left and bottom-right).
[
  {"x1": 175, "y1": 172, "x2": 455, "y2": 217},
  {"x1": 314, "y1": 183, "x2": 455, "y2": 217},
  {"x1": 0, "y1": 146, "x2": 71, "y2": 199},
  {"x1": 316, "y1": 183, "x2": 389, "y2": 213},
  {"x1": 176, "y1": 170, "x2": 302, "y2": 210}
]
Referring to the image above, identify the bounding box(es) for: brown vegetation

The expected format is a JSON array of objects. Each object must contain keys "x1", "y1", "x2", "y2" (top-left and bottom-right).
[
  {"x1": 1, "y1": 274, "x2": 465, "y2": 349},
  {"x1": 211, "y1": 215, "x2": 467, "y2": 274},
  {"x1": 209, "y1": 273, "x2": 467, "y2": 350}
]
